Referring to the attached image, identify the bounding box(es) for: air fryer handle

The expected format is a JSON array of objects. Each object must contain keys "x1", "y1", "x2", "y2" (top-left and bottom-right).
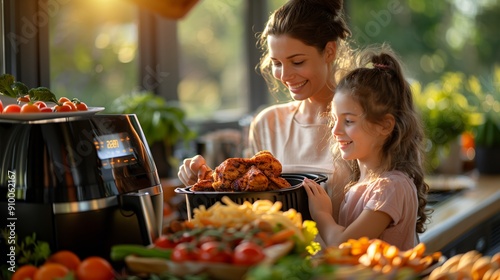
[{"x1": 120, "y1": 192, "x2": 162, "y2": 245}]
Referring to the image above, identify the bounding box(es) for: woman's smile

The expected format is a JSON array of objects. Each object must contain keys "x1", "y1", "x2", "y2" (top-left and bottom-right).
[{"x1": 287, "y1": 80, "x2": 308, "y2": 92}]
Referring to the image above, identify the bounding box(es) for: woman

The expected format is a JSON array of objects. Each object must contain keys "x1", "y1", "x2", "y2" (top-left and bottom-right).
[{"x1": 178, "y1": 0, "x2": 354, "y2": 220}]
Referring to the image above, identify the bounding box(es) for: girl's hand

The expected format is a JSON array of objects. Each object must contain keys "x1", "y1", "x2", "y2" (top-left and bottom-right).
[
  {"x1": 177, "y1": 155, "x2": 211, "y2": 186},
  {"x1": 303, "y1": 178, "x2": 333, "y2": 220}
]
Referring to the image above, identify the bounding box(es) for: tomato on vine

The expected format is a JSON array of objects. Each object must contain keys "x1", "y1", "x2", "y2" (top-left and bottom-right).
[
  {"x1": 34, "y1": 101, "x2": 47, "y2": 109},
  {"x1": 76, "y1": 256, "x2": 115, "y2": 280},
  {"x1": 40, "y1": 107, "x2": 53, "y2": 113},
  {"x1": 21, "y1": 103, "x2": 41, "y2": 113},
  {"x1": 54, "y1": 104, "x2": 72, "y2": 112},
  {"x1": 75, "y1": 101, "x2": 89, "y2": 111},
  {"x1": 3, "y1": 104, "x2": 21, "y2": 113},
  {"x1": 58, "y1": 97, "x2": 71, "y2": 104},
  {"x1": 17, "y1": 94, "x2": 30, "y2": 103},
  {"x1": 63, "y1": 101, "x2": 77, "y2": 111}
]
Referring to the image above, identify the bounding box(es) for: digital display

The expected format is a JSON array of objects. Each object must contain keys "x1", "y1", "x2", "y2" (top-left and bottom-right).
[{"x1": 94, "y1": 133, "x2": 135, "y2": 166}]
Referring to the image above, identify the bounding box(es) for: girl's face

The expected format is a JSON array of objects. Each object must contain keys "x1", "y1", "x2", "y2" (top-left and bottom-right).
[
  {"x1": 331, "y1": 90, "x2": 387, "y2": 168},
  {"x1": 267, "y1": 35, "x2": 335, "y2": 101}
]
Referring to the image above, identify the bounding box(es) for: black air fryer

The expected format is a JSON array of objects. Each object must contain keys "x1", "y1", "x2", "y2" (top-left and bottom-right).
[{"x1": 0, "y1": 114, "x2": 163, "y2": 263}]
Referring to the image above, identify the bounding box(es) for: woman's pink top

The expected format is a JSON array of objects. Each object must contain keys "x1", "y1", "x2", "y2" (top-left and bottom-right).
[{"x1": 338, "y1": 170, "x2": 419, "y2": 250}]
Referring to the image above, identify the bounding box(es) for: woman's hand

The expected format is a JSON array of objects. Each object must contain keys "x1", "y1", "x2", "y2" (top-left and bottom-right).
[
  {"x1": 177, "y1": 155, "x2": 211, "y2": 186},
  {"x1": 303, "y1": 178, "x2": 333, "y2": 220}
]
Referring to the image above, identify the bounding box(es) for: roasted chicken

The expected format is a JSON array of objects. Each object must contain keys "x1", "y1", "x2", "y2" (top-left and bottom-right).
[{"x1": 191, "y1": 150, "x2": 291, "y2": 192}]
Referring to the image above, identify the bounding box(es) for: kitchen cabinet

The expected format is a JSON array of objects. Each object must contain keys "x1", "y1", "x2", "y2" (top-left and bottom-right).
[{"x1": 440, "y1": 211, "x2": 500, "y2": 257}]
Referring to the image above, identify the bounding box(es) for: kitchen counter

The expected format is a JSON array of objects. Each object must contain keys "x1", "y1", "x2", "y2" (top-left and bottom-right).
[{"x1": 420, "y1": 173, "x2": 500, "y2": 254}]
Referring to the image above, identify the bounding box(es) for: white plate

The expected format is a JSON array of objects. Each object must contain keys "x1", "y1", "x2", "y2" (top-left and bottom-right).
[{"x1": 0, "y1": 107, "x2": 105, "y2": 120}]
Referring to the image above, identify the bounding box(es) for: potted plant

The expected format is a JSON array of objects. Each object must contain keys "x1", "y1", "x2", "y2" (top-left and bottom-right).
[
  {"x1": 465, "y1": 66, "x2": 500, "y2": 174},
  {"x1": 412, "y1": 72, "x2": 472, "y2": 174},
  {"x1": 108, "y1": 91, "x2": 196, "y2": 177}
]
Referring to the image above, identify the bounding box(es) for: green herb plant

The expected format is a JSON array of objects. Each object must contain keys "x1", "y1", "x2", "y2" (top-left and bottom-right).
[
  {"x1": 412, "y1": 72, "x2": 472, "y2": 173},
  {"x1": 1, "y1": 230, "x2": 51, "y2": 279},
  {"x1": 465, "y1": 65, "x2": 500, "y2": 148},
  {"x1": 109, "y1": 91, "x2": 196, "y2": 170}
]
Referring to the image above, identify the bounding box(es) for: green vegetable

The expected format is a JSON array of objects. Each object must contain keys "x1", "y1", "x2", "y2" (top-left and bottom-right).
[
  {"x1": 0, "y1": 231, "x2": 51, "y2": 272},
  {"x1": 12, "y1": 81, "x2": 30, "y2": 97},
  {"x1": 0, "y1": 73, "x2": 16, "y2": 97},
  {"x1": 246, "y1": 254, "x2": 335, "y2": 280},
  {"x1": 28, "y1": 87, "x2": 58, "y2": 103},
  {"x1": 110, "y1": 244, "x2": 173, "y2": 261}
]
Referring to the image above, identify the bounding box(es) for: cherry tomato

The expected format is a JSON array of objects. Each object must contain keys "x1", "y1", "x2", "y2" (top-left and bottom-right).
[
  {"x1": 17, "y1": 95, "x2": 30, "y2": 103},
  {"x1": 54, "y1": 104, "x2": 72, "y2": 112},
  {"x1": 40, "y1": 107, "x2": 54, "y2": 113},
  {"x1": 171, "y1": 242, "x2": 200, "y2": 262},
  {"x1": 46, "y1": 250, "x2": 81, "y2": 271},
  {"x1": 0, "y1": 100, "x2": 3, "y2": 113},
  {"x1": 63, "y1": 101, "x2": 77, "y2": 111},
  {"x1": 58, "y1": 97, "x2": 71, "y2": 104},
  {"x1": 33, "y1": 263, "x2": 69, "y2": 280},
  {"x1": 21, "y1": 103, "x2": 41, "y2": 113},
  {"x1": 3, "y1": 104, "x2": 21, "y2": 113},
  {"x1": 198, "y1": 241, "x2": 233, "y2": 263},
  {"x1": 177, "y1": 232, "x2": 195, "y2": 243},
  {"x1": 75, "y1": 101, "x2": 89, "y2": 111},
  {"x1": 76, "y1": 256, "x2": 115, "y2": 280},
  {"x1": 154, "y1": 235, "x2": 177, "y2": 249},
  {"x1": 34, "y1": 101, "x2": 47, "y2": 109},
  {"x1": 11, "y1": 265, "x2": 38, "y2": 280},
  {"x1": 233, "y1": 241, "x2": 265, "y2": 266}
]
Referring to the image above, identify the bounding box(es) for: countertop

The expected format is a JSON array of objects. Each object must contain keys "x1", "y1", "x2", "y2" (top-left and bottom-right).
[{"x1": 420, "y1": 173, "x2": 500, "y2": 253}]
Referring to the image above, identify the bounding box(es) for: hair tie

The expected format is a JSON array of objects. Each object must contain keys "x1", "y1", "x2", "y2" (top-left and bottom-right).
[{"x1": 373, "y1": 63, "x2": 390, "y2": 70}]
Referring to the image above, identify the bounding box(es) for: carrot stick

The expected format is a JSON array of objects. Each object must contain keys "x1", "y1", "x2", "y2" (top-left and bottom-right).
[{"x1": 269, "y1": 228, "x2": 296, "y2": 245}]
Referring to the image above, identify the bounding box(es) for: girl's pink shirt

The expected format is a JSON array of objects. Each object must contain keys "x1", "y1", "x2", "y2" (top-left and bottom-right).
[{"x1": 338, "y1": 170, "x2": 419, "y2": 250}]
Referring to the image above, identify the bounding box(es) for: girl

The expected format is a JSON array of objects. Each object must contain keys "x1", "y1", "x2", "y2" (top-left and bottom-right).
[
  {"x1": 179, "y1": 0, "x2": 354, "y2": 220},
  {"x1": 303, "y1": 45, "x2": 431, "y2": 250}
]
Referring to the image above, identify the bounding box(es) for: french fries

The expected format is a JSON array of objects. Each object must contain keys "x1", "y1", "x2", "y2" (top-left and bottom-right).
[
  {"x1": 191, "y1": 196, "x2": 305, "y2": 242},
  {"x1": 324, "y1": 237, "x2": 442, "y2": 275}
]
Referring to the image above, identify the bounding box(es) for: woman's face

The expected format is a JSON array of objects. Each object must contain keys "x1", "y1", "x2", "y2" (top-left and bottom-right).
[{"x1": 268, "y1": 35, "x2": 335, "y2": 101}]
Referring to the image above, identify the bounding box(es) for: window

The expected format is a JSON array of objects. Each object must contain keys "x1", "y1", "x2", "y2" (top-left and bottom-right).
[
  {"x1": 177, "y1": 1, "x2": 246, "y2": 122},
  {"x1": 49, "y1": 0, "x2": 139, "y2": 108},
  {"x1": 2, "y1": 0, "x2": 284, "y2": 122},
  {"x1": 176, "y1": 0, "x2": 288, "y2": 122}
]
